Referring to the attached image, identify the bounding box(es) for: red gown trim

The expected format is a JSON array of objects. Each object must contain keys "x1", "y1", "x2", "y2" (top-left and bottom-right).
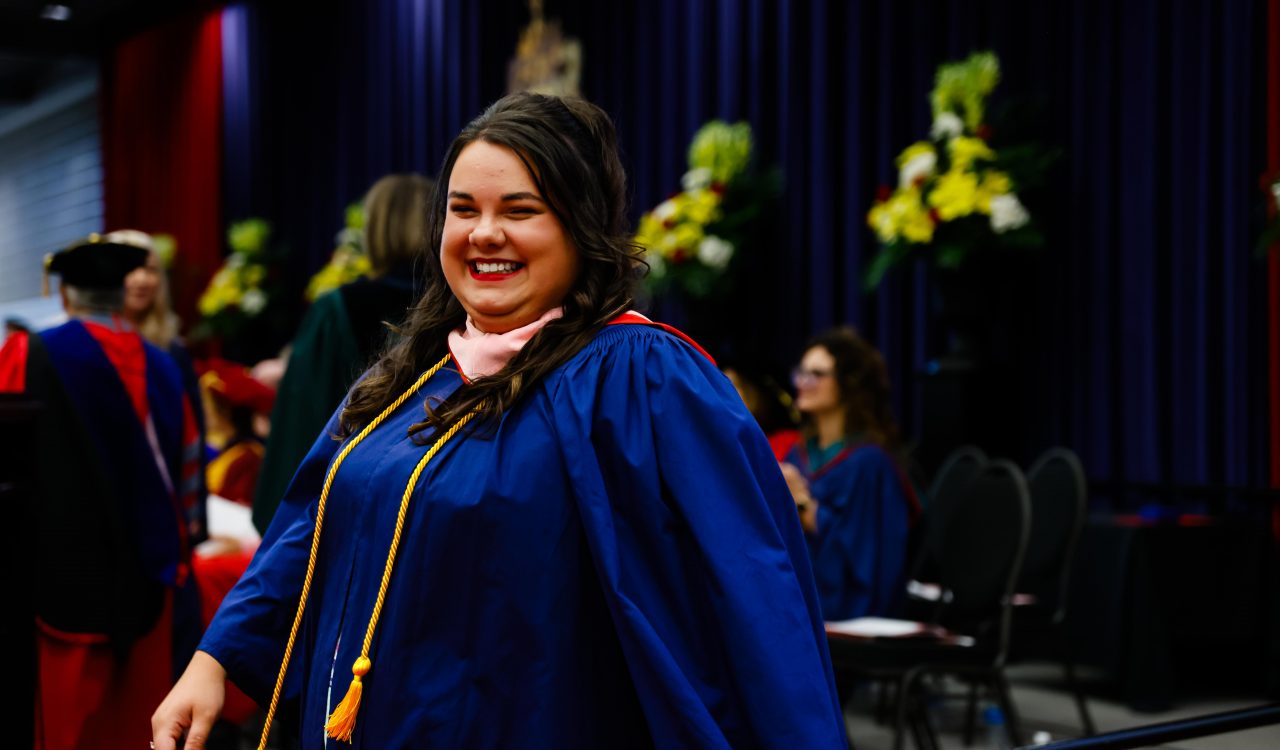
[{"x1": 0, "y1": 330, "x2": 29, "y2": 392}]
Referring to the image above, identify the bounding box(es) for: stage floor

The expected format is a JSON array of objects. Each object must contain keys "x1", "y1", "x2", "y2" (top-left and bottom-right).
[{"x1": 841, "y1": 663, "x2": 1280, "y2": 749}]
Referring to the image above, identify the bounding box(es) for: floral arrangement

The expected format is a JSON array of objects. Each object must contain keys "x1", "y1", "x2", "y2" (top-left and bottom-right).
[
  {"x1": 194, "y1": 218, "x2": 278, "y2": 338},
  {"x1": 634, "y1": 120, "x2": 777, "y2": 299},
  {"x1": 864, "y1": 51, "x2": 1046, "y2": 290},
  {"x1": 305, "y1": 203, "x2": 371, "y2": 301}
]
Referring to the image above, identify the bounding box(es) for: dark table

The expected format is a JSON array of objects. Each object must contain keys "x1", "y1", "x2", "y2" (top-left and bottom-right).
[{"x1": 1065, "y1": 516, "x2": 1277, "y2": 711}]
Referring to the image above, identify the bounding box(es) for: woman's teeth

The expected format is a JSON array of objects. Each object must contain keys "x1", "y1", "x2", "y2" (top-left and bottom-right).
[{"x1": 473, "y1": 261, "x2": 521, "y2": 274}]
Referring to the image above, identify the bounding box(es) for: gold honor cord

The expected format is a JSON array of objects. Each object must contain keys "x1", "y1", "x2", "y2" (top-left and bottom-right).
[{"x1": 256, "y1": 354, "x2": 471, "y2": 748}]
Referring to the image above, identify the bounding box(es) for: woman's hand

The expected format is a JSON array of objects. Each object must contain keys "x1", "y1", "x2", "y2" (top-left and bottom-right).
[
  {"x1": 779, "y1": 462, "x2": 819, "y2": 534},
  {"x1": 151, "y1": 650, "x2": 228, "y2": 750}
]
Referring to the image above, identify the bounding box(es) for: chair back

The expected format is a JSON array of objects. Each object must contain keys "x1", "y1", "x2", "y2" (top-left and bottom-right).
[
  {"x1": 908, "y1": 446, "x2": 988, "y2": 584},
  {"x1": 1020, "y1": 447, "x2": 1088, "y2": 621},
  {"x1": 935, "y1": 459, "x2": 1031, "y2": 645}
]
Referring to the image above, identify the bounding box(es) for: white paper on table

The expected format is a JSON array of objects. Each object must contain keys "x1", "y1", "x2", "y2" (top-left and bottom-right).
[{"x1": 825, "y1": 616, "x2": 932, "y2": 638}]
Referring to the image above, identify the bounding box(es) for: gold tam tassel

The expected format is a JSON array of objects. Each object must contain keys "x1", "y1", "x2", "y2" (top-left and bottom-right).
[
  {"x1": 325, "y1": 656, "x2": 370, "y2": 741},
  {"x1": 41, "y1": 254, "x2": 52, "y2": 297}
]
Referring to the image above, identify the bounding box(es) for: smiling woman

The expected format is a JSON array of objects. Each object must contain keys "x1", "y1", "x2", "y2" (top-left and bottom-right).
[
  {"x1": 441, "y1": 141, "x2": 580, "y2": 334},
  {"x1": 153, "y1": 93, "x2": 847, "y2": 750}
]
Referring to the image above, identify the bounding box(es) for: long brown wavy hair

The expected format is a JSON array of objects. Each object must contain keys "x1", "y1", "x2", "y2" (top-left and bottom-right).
[
  {"x1": 798, "y1": 326, "x2": 901, "y2": 451},
  {"x1": 338, "y1": 93, "x2": 642, "y2": 439}
]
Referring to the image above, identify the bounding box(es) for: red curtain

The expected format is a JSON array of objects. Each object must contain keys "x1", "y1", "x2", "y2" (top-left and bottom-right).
[{"x1": 102, "y1": 9, "x2": 223, "y2": 329}]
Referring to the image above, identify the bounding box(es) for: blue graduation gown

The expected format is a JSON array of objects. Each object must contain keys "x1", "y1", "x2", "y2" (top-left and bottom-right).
[
  {"x1": 201, "y1": 323, "x2": 847, "y2": 749},
  {"x1": 784, "y1": 441, "x2": 917, "y2": 621}
]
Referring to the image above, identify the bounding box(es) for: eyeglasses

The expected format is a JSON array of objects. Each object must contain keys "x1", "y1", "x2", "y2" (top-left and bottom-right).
[{"x1": 791, "y1": 368, "x2": 834, "y2": 387}]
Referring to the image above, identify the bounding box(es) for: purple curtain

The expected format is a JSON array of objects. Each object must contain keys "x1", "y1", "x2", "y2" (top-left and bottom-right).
[{"x1": 221, "y1": 0, "x2": 1271, "y2": 511}]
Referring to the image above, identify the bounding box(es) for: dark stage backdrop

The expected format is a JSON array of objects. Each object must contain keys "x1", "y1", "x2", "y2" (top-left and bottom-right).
[{"x1": 203, "y1": 0, "x2": 1274, "y2": 508}]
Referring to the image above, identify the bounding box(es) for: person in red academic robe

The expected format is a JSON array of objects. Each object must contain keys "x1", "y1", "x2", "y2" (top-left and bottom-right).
[{"x1": 0, "y1": 235, "x2": 202, "y2": 750}]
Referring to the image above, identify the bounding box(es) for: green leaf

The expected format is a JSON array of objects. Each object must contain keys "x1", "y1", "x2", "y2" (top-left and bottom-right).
[
  {"x1": 936, "y1": 244, "x2": 967, "y2": 268},
  {"x1": 863, "y1": 246, "x2": 905, "y2": 291}
]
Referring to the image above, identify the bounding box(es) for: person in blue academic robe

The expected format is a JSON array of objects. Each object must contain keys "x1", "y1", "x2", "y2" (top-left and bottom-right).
[
  {"x1": 777, "y1": 327, "x2": 920, "y2": 622},
  {"x1": 1, "y1": 236, "x2": 203, "y2": 750},
  {"x1": 154, "y1": 93, "x2": 847, "y2": 750}
]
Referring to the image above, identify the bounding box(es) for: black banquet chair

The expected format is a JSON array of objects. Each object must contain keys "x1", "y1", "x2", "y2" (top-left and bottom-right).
[
  {"x1": 826, "y1": 458, "x2": 1031, "y2": 750},
  {"x1": 1006, "y1": 446, "x2": 1096, "y2": 735},
  {"x1": 903, "y1": 445, "x2": 988, "y2": 615}
]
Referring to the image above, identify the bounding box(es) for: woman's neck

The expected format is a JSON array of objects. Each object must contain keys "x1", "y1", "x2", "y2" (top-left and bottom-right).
[{"x1": 812, "y1": 411, "x2": 846, "y2": 449}]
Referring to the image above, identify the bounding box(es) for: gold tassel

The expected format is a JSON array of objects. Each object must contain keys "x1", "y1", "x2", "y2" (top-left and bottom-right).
[
  {"x1": 325, "y1": 655, "x2": 371, "y2": 742},
  {"x1": 41, "y1": 254, "x2": 52, "y2": 297}
]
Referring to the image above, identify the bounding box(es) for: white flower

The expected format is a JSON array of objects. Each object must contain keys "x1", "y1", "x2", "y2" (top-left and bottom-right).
[
  {"x1": 227, "y1": 252, "x2": 246, "y2": 270},
  {"x1": 931, "y1": 111, "x2": 964, "y2": 140},
  {"x1": 681, "y1": 167, "x2": 713, "y2": 191},
  {"x1": 335, "y1": 227, "x2": 364, "y2": 248},
  {"x1": 697, "y1": 235, "x2": 734, "y2": 269},
  {"x1": 989, "y1": 193, "x2": 1030, "y2": 233},
  {"x1": 653, "y1": 199, "x2": 678, "y2": 222},
  {"x1": 1271, "y1": 180, "x2": 1280, "y2": 211},
  {"x1": 899, "y1": 151, "x2": 937, "y2": 188},
  {"x1": 647, "y1": 250, "x2": 667, "y2": 278},
  {"x1": 240, "y1": 288, "x2": 267, "y2": 315}
]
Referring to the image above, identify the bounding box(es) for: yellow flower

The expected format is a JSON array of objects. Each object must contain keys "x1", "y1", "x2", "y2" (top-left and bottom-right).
[
  {"x1": 897, "y1": 142, "x2": 938, "y2": 188},
  {"x1": 949, "y1": 137, "x2": 995, "y2": 171},
  {"x1": 867, "y1": 201, "x2": 898, "y2": 242},
  {"x1": 227, "y1": 219, "x2": 271, "y2": 256},
  {"x1": 245, "y1": 264, "x2": 267, "y2": 286},
  {"x1": 683, "y1": 188, "x2": 722, "y2": 225},
  {"x1": 867, "y1": 188, "x2": 934, "y2": 244},
  {"x1": 931, "y1": 51, "x2": 1001, "y2": 131},
  {"x1": 198, "y1": 290, "x2": 221, "y2": 317},
  {"x1": 688, "y1": 121, "x2": 753, "y2": 184},
  {"x1": 897, "y1": 142, "x2": 936, "y2": 168},
  {"x1": 928, "y1": 169, "x2": 981, "y2": 221},
  {"x1": 672, "y1": 221, "x2": 705, "y2": 253},
  {"x1": 975, "y1": 170, "x2": 1012, "y2": 213},
  {"x1": 633, "y1": 213, "x2": 666, "y2": 249}
]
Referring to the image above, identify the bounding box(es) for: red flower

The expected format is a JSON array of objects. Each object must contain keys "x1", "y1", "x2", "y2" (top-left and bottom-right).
[
  {"x1": 928, "y1": 208, "x2": 942, "y2": 225},
  {"x1": 710, "y1": 182, "x2": 727, "y2": 196},
  {"x1": 662, "y1": 218, "x2": 677, "y2": 230},
  {"x1": 976, "y1": 124, "x2": 993, "y2": 140},
  {"x1": 671, "y1": 248, "x2": 689, "y2": 264},
  {"x1": 876, "y1": 185, "x2": 892, "y2": 202}
]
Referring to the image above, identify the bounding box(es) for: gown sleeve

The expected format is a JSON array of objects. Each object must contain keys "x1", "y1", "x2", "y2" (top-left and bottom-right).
[
  {"x1": 197, "y1": 403, "x2": 346, "y2": 704},
  {"x1": 548, "y1": 326, "x2": 847, "y2": 749}
]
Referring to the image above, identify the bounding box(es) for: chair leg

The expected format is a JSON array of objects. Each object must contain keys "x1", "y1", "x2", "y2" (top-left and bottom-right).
[
  {"x1": 1062, "y1": 654, "x2": 1097, "y2": 735},
  {"x1": 902, "y1": 673, "x2": 941, "y2": 750},
  {"x1": 993, "y1": 671, "x2": 1025, "y2": 748},
  {"x1": 893, "y1": 669, "x2": 925, "y2": 750},
  {"x1": 962, "y1": 679, "x2": 979, "y2": 746},
  {"x1": 913, "y1": 684, "x2": 942, "y2": 750},
  {"x1": 875, "y1": 678, "x2": 893, "y2": 725}
]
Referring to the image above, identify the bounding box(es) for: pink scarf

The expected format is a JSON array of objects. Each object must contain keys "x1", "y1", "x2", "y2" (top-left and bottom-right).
[{"x1": 447, "y1": 308, "x2": 563, "y2": 380}]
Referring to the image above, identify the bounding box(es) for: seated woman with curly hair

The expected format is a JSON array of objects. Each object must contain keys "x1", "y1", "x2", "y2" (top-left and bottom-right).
[{"x1": 776, "y1": 326, "x2": 920, "y2": 621}]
